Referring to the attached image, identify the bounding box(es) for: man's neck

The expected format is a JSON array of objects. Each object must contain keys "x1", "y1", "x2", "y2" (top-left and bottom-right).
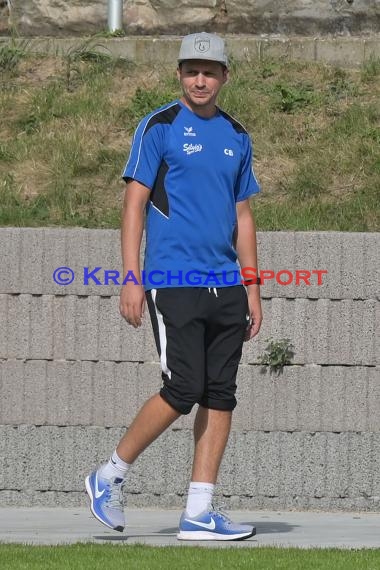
[{"x1": 180, "y1": 97, "x2": 217, "y2": 119}]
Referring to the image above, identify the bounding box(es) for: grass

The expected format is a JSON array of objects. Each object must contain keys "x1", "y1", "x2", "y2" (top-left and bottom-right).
[
  {"x1": 0, "y1": 43, "x2": 379, "y2": 230},
  {"x1": 1, "y1": 544, "x2": 380, "y2": 570}
]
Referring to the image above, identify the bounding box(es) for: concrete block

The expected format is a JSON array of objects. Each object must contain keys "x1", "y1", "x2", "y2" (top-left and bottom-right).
[
  {"x1": 226, "y1": 36, "x2": 261, "y2": 64},
  {"x1": 64, "y1": 229, "x2": 90, "y2": 296},
  {"x1": 297, "y1": 365, "x2": 321, "y2": 431},
  {"x1": 351, "y1": 300, "x2": 377, "y2": 365},
  {"x1": 266, "y1": 232, "x2": 297, "y2": 298},
  {"x1": 0, "y1": 423, "x2": 6, "y2": 485},
  {"x1": 73, "y1": 296, "x2": 100, "y2": 360},
  {"x1": 90, "y1": 360, "x2": 115, "y2": 427},
  {"x1": 135, "y1": 37, "x2": 180, "y2": 66},
  {"x1": 69, "y1": 361, "x2": 94, "y2": 426},
  {"x1": 279, "y1": 432, "x2": 304, "y2": 496},
  {"x1": 90, "y1": 361, "x2": 139, "y2": 427},
  {"x1": 0, "y1": 228, "x2": 21, "y2": 293},
  {"x1": 372, "y1": 433, "x2": 380, "y2": 497},
  {"x1": 341, "y1": 233, "x2": 366, "y2": 300},
  {"x1": 291, "y1": 298, "x2": 308, "y2": 364},
  {"x1": 364, "y1": 233, "x2": 380, "y2": 300},
  {"x1": 377, "y1": 303, "x2": 380, "y2": 365},
  {"x1": 232, "y1": 365, "x2": 255, "y2": 430},
  {"x1": 98, "y1": 296, "x2": 122, "y2": 361},
  {"x1": 260, "y1": 37, "x2": 292, "y2": 62},
  {"x1": 2, "y1": 425, "x2": 30, "y2": 488},
  {"x1": 343, "y1": 367, "x2": 368, "y2": 432},
  {"x1": 0, "y1": 360, "x2": 25, "y2": 424},
  {"x1": 0, "y1": 295, "x2": 8, "y2": 357},
  {"x1": 364, "y1": 38, "x2": 380, "y2": 61},
  {"x1": 274, "y1": 366, "x2": 299, "y2": 431},
  {"x1": 112, "y1": 362, "x2": 139, "y2": 427},
  {"x1": 86, "y1": 229, "x2": 121, "y2": 297},
  {"x1": 305, "y1": 299, "x2": 330, "y2": 364},
  {"x1": 294, "y1": 232, "x2": 323, "y2": 299},
  {"x1": 302, "y1": 432, "x2": 326, "y2": 498},
  {"x1": 19, "y1": 229, "x2": 44, "y2": 294},
  {"x1": 62, "y1": 295, "x2": 77, "y2": 360},
  {"x1": 41, "y1": 228, "x2": 67, "y2": 296},
  {"x1": 256, "y1": 432, "x2": 281, "y2": 497},
  {"x1": 23, "y1": 360, "x2": 47, "y2": 425},
  {"x1": 347, "y1": 433, "x2": 373, "y2": 499},
  {"x1": 46, "y1": 361, "x2": 73, "y2": 426},
  {"x1": 290, "y1": 37, "x2": 316, "y2": 62},
  {"x1": 47, "y1": 426, "x2": 73, "y2": 491},
  {"x1": 328, "y1": 299, "x2": 353, "y2": 365},
  {"x1": 305, "y1": 299, "x2": 329, "y2": 364},
  {"x1": 320, "y1": 367, "x2": 346, "y2": 431},
  {"x1": 24, "y1": 426, "x2": 52, "y2": 490},
  {"x1": 316, "y1": 38, "x2": 365, "y2": 68},
  {"x1": 315, "y1": 232, "x2": 342, "y2": 300},
  {"x1": 233, "y1": 431, "x2": 258, "y2": 497},
  {"x1": 6, "y1": 294, "x2": 30, "y2": 358},
  {"x1": 250, "y1": 369, "x2": 276, "y2": 431},
  {"x1": 368, "y1": 367, "x2": 380, "y2": 432},
  {"x1": 325, "y1": 433, "x2": 350, "y2": 498},
  {"x1": 29, "y1": 295, "x2": 54, "y2": 359},
  {"x1": 52, "y1": 296, "x2": 67, "y2": 360}
]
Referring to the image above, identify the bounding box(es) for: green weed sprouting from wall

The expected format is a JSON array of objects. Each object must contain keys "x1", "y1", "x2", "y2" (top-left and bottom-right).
[{"x1": 257, "y1": 338, "x2": 295, "y2": 375}]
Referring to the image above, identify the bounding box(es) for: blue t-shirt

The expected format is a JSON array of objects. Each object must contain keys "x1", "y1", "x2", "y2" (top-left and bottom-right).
[{"x1": 122, "y1": 99, "x2": 260, "y2": 290}]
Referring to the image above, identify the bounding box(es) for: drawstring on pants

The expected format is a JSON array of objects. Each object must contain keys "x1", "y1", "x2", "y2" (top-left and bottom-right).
[{"x1": 208, "y1": 288, "x2": 218, "y2": 297}]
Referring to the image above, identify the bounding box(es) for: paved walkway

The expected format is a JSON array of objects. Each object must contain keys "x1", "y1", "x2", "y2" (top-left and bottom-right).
[{"x1": 1, "y1": 508, "x2": 380, "y2": 548}]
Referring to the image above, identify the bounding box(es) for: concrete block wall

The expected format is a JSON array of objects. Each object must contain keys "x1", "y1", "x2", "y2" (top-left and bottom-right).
[
  {"x1": 1, "y1": 35, "x2": 380, "y2": 69},
  {"x1": 0, "y1": 228, "x2": 379, "y2": 511}
]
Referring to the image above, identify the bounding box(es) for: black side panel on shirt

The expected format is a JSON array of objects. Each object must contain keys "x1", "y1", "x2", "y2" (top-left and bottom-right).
[
  {"x1": 218, "y1": 109, "x2": 247, "y2": 135},
  {"x1": 151, "y1": 160, "x2": 169, "y2": 217},
  {"x1": 145, "y1": 104, "x2": 181, "y2": 134}
]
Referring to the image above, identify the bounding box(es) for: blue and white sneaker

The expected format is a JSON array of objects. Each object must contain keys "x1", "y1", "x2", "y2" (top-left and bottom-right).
[
  {"x1": 85, "y1": 470, "x2": 125, "y2": 532},
  {"x1": 177, "y1": 506, "x2": 256, "y2": 541}
]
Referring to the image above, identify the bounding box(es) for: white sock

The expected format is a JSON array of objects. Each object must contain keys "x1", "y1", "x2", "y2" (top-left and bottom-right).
[
  {"x1": 99, "y1": 450, "x2": 130, "y2": 480},
  {"x1": 185, "y1": 482, "x2": 215, "y2": 517}
]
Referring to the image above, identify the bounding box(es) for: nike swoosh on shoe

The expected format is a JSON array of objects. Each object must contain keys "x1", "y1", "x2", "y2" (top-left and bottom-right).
[
  {"x1": 94, "y1": 474, "x2": 105, "y2": 498},
  {"x1": 184, "y1": 518, "x2": 216, "y2": 530}
]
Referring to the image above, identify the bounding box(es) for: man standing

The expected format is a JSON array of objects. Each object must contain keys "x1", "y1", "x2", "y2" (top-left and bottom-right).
[{"x1": 86, "y1": 32, "x2": 262, "y2": 541}]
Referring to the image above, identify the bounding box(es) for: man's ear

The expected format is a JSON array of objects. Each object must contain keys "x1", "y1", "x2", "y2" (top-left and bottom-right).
[
  {"x1": 176, "y1": 66, "x2": 181, "y2": 81},
  {"x1": 223, "y1": 68, "x2": 230, "y2": 85}
]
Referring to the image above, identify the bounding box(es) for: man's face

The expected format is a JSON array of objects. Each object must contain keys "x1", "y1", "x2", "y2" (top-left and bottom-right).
[{"x1": 177, "y1": 60, "x2": 228, "y2": 112}]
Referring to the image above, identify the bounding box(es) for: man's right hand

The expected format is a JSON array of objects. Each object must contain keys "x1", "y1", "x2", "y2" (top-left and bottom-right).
[{"x1": 119, "y1": 283, "x2": 145, "y2": 328}]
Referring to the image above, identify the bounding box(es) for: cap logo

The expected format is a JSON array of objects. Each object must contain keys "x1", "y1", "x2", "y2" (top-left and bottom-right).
[{"x1": 195, "y1": 38, "x2": 210, "y2": 53}]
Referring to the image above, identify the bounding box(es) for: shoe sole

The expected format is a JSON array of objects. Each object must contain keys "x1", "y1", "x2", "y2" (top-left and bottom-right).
[
  {"x1": 177, "y1": 528, "x2": 256, "y2": 541},
  {"x1": 85, "y1": 476, "x2": 124, "y2": 533}
]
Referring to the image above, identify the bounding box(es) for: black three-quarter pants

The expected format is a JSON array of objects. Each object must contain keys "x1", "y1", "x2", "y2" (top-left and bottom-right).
[{"x1": 146, "y1": 286, "x2": 249, "y2": 415}]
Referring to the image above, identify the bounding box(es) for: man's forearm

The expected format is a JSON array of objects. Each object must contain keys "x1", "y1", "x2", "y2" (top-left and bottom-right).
[
  {"x1": 236, "y1": 204, "x2": 259, "y2": 282},
  {"x1": 120, "y1": 181, "x2": 150, "y2": 284}
]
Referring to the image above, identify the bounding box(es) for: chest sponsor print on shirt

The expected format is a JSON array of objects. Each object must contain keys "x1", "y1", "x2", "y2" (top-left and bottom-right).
[{"x1": 183, "y1": 143, "x2": 203, "y2": 155}]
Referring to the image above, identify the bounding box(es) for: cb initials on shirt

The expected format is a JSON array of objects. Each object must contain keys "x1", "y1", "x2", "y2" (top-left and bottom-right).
[{"x1": 224, "y1": 148, "x2": 234, "y2": 156}]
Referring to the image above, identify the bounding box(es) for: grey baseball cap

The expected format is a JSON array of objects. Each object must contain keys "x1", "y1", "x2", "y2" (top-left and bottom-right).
[{"x1": 178, "y1": 32, "x2": 228, "y2": 67}]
